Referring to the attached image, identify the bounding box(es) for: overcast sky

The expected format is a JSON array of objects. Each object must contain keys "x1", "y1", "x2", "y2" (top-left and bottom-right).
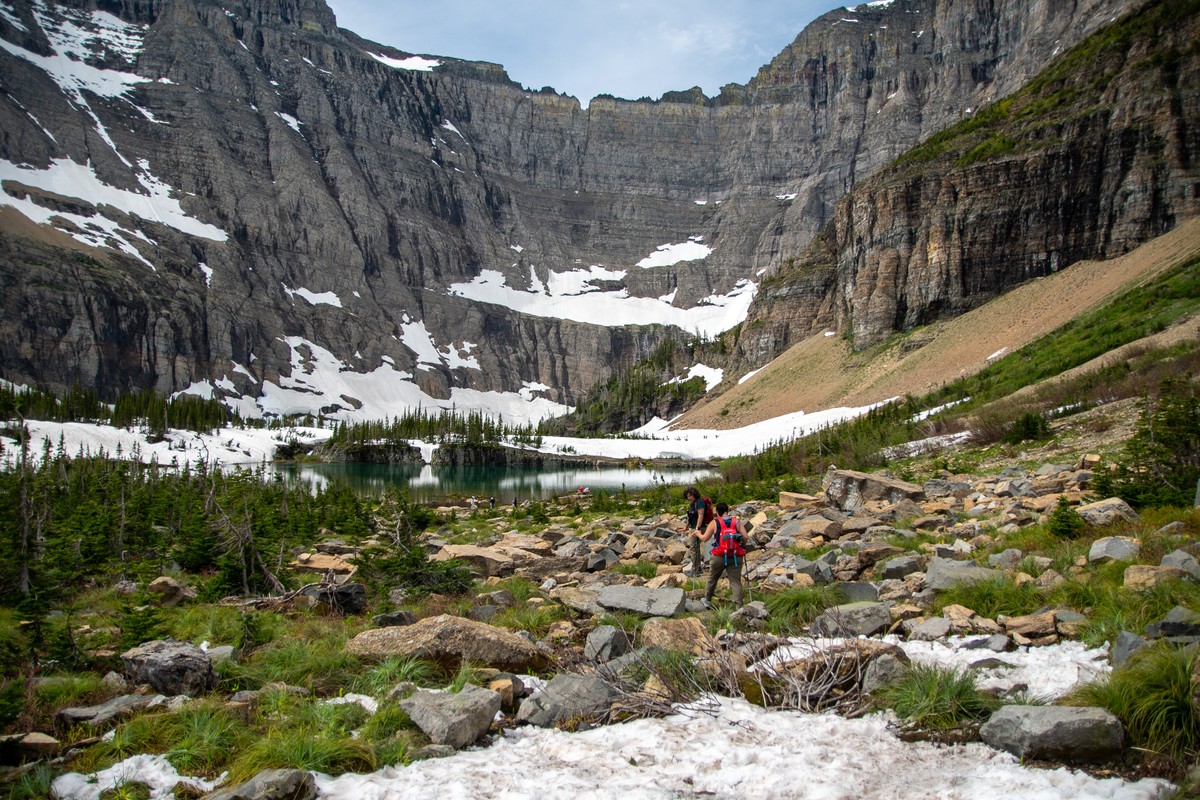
[{"x1": 326, "y1": 1, "x2": 838, "y2": 105}]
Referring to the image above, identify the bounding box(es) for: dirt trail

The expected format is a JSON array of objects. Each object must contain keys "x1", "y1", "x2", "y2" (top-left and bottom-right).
[{"x1": 679, "y1": 216, "x2": 1200, "y2": 430}]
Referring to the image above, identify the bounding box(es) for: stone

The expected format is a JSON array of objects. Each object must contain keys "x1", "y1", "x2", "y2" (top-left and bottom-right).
[
  {"x1": 730, "y1": 601, "x2": 771, "y2": 628},
  {"x1": 1111, "y1": 631, "x2": 1149, "y2": 667},
  {"x1": 584, "y1": 625, "x2": 633, "y2": 663},
  {"x1": 146, "y1": 576, "x2": 197, "y2": 606},
  {"x1": 300, "y1": 582, "x2": 367, "y2": 615},
  {"x1": 400, "y1": 685, "x2": 502, "y2": 749},
  {"x1": 640, "y1": 616, "x2": 716, "y2": 655},
  {"x1": 878, "y1": 554, "x2": 923, "y2": 580},
  {"x1": 433, "y1": 545, "x2": 514, "y2": 577},
  {"x1": 205, "y1": 768, "x2": 317, "y2": 800},
  {"x1": 121, "y1": 639, "x2": 215, "y2": 696},
  {"x1": 598, "y1": 585, "x2": 685, "y2": 617},
  {"x1": 923, "y1": 479, "x2": 972, "y2": 499},
  {"x1": 516, "y1": 673, "x2": 616, "y2": 728},
  {"x1": 987, "y1": 549, "x2": 1024, "y2": 570},
  {"x1": 980, "y1": 706, "x2": 1124, "y2": 763},
  {"x1": 206, "y1": 645, "x2": 236, "y2": 664},
  {"x1": 908, "y1": 616, "x2": 952, "y2": 641},
  {"x1": 373, "y1": 610, "x2": 418, "y2": 627},
  {"x1": 923, "y1": 558, "x2": 1001, "y2": 592},
  {"x1": 779, "y1": 492, "x2": 818, "y2": 510},
  {"x1": 1034, "y1": 569, "x2": 1066, "y2": 590},
  {"x1": 861, "y1": 653, "x2": 910, "y2": 694},
  {"x1": 549, "y1": 586, "x2": 606, "y2": 616},
  {"x1": 1002, "y1": 610, "x2": 1058, "y2": 645},
  {"x1": 55, "y1": 693, "x2": 167, "y2": 728},
  {"x1": 962, "y1": 634, "x2": 1012, "y2": 653},
  {"x1": 838, "y1": 581, "x2": 880, "y2": 603},
  {"x1": 822, "y1": 469, "x2": 925, "y2": 513},
  {"x1": 1123, "y1": 565, "x2": 1189, "y2": 590},
  {"x1": 1145, "y1": 606, "x2": 1200, "y2": 638},
  {"x1": 1076, "y1": 498, "x2": 1140, "y2": 527},
  {"x1": 1161, "y1": 550, "x2": 1200, "y2": 580},
  {"x1": 794, "y1": 557, "x2": 833, "y2": 584},
  {"x1": 1088, "y1": 537, "x2": 1141, "y2": 564},
  {"x1": 812, "y1": 602, "x2": 893, "y2": 637},
  {"x1": 345, "y1": 615, "x2": 550, "y2": 672},
  {"x1": 290, "y1": 552, "x2": 356, "y2": 575}
]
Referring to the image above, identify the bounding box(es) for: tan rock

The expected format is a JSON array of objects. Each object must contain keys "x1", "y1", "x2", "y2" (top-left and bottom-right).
[
  {"x1": 547, "y1": 620, "x2": 577, "y2": 641},
  {"x1": 290, "y1": 552, "x2": 356, "y2": 574},
  {"x1": 779, "y1": 492, "x2": 817, "y2": 510},
  {"x1": 433, "y1": 545, "x2": 514, "y2": 577},
  {"x1": 640, "y1": 616, "x2": 716, "y2": 656},
  {"x1": 345, "y1": 614, "x2": 550, "y2": 672},
  {"x1": 488, "y1": 678, "x2": 516, "y2": 711},
  {"x1": 1035, "y1": 569, "x2": 1066, "y2": 590},
  {"x1": 792, "y1": 573, "x2": 816, "y2": 588},
  {"x1": 942, "y1": 604, "x2": 976, "y2": 628},
  {"x1": 646, "y1": 573, "x2": 686, "y2": 589},
  {"x1": 1002, "y1": 610, "x2": 1058, "y2": 643},
  {"x1": 1124, "y1": 565, "x2": 1190, "y2": 590}
]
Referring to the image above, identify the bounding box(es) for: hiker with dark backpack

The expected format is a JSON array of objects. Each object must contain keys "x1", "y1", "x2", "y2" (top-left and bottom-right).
[
  {"x1": 681, "y1": 487, "x2": 714, "y2": 577},
  {"x1": 696, "y1": 501, "x2": 746, "y2": 607}
]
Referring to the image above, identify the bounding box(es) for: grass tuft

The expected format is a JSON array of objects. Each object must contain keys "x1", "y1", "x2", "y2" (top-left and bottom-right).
[{"x1": 874, "y1": 664, "x2": 999, "y2": 730}]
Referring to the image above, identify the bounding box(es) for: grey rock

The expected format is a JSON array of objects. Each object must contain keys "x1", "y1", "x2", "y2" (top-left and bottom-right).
[
  {"x1": 1111, "y1": 631, "x2": 1149, "y2": 667},
  {"x1": 586, "y1": 549, "x2": 620, "y2": 572},
  {"x1": 121, "y1": 639, "x2": 215, "y2": 696},
  {"x1": 861, "y1": 653, "x2": 910, "y2": 695},
  {"x1": 1077, "y1": 498, "x2": 1141, "y2": 527},
  {"x1": 794, "y1": 556, "x2": 833, "y2": 584},
  {"x1": 400, "y1": 685, "x2": 502, "y2": 749},
  {"x1": 373, "y1": 610, "x2": 418, "y2": 627},
  {"x1": 811, "y1": 602, "x2": 893, "y2": 637},
  {"x1": 908, "y1": 616, "x2": 952, "y2": 641},
  {"x1": 878, "y1": 554, "x2": 923, "y2": 580},
  {"x1": 1088, "y1": 537, "x2": 1141, "y2": 564},
  {"x1": 987, "y1": 548, "x2": 1024, "y2": 570},
  {"x1": 922, "y1": 479, "x2": 972, "y2": 498},
  {"x1": 205, "y1": 645, "x2": 237, "y2": 664},
  {"x1": 584, "y1": 625, "x2": 633, "y2": 663},
  {"x1": 980, "y1": 706, "x2": 1124, "y2": 763},
  {"x1": 55, "y1": 693, "x2": 167, "y2": 729},
  {"x1": 731, "y1": 601, "x2": 771, "y2": 627},
  {"x1": 923, "y1": 558, "x2": 1001, "y2": 592},
  {"x1": 205, "y1": 769, "x2": 316, "y2": 800},
  {"x1": 598, "y1": 585, "x2": 685, "y2": 617},
  {"x1": 300, "y1": 582, "x2": 368, "y2": 615},
  {"x1": 1161, "y1": 550, "x2": 1200, "y2": 580},
  {"x1": 822, "y1": 469, "x2": 925, "y2": 513},
  {"x1": 961, "y1": 634, "x2": 1012, "y2": 653},
  {"x1": 412, "y1": 744, "x2": 458, "y2": 760},
  {"x1": 516, "y1": 673, "x2": 616, "y2": 728},
  {"x1": 1144, "y1": 606, "x2": 1200, "y2": 638},
  {"x1": 838, "y1": 581, "x2": 880, "y2": 603}
]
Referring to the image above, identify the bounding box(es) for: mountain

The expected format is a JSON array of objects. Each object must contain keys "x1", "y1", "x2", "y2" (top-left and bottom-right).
[{"x1": 0, "y1": 0, "x2": 1176, "y2": 424}]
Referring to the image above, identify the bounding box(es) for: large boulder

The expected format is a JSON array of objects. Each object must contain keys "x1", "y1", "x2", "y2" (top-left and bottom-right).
[
  {"x1": 597, "y1": 586, "x2": 685, "y2": 617},
  {"x1": 204, "y1": 769, "x2": 316, "y2": 800},
  {"x1": 1076, "y1": 498, "x2": 1140, "y2": 526},
  {"x1": 400, "y1": 685, "x2": 501, "y2": 749},
  {"x1": 121, "y1": 640, "x2": 215, "y2": 696},
  {"x1": 980, "y1": 706, "x2": 1124, "y2": 763},
  {"x1": 923, "y1": 558, "x2": 1001, "y2": 592},
  {"x1": 433, "y1": 545, "x2": 514, "y2": 577},
  {"x1": 300, "y1": 582, "x2": 367, "y2": 615},
  {"x1": 1088, "y1": 537, "x2": 1141, "y2": 564},
  {"x1": 823, "y1": 469, "x2": 925, "y2": 513},
  {"x1": 516, "y1": 673, "x2": 616, "y2": 728},
  {"x1": 811, "y1": 602, "x2": 893, "y2": 637},
  {"x1": 345, "y1": 615, "x2": 550, "y2": 672}
]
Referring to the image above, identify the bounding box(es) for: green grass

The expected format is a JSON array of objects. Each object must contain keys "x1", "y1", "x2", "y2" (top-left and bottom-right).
[
  {"x1": 222, "y1": 634, "x2": 363, "y2": 694},
  {"x1": 1067, "y1": 643, "x2": 1200, "y2": 759},
  {"x1": 763, "y1": 585, "x2": 845, "y2": 635},
  {"x1": 447, "y1": 661, "x2": 485, "y2": 693},
  {"x1": 162, "y1": 702, "x2": 249, "y2": 775},
  {"x1": 6, "y1": 763, "x2": 55, "y2": 800},
  {"x1": 874, "y1": 664, "x2": 1000, "y2": 730},
  {"x1": 166, "y1": 605, "x2": 245, "y2": 646},
  {"x1": 33, "y1": 672, "x2": 106, "y2": 713},
  {"x1": 353, "y1": 656, "x2": 439, "y2": 696},
  {"x1": 492, "y1": 604, "x2": 565, "y2": 638},
  {"x1": 227, "y1": 727, "x2": 377, "y2": 784},
  {"x1": 612, "y1": 560, "x2": 660, "y2": 579},
  {"x1": 933, "y1": 577, "x2": 1043, "y2": 619}
]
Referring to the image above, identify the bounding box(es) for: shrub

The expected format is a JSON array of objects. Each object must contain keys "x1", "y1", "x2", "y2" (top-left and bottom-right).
[
  {"x1": 874, "y1": 664, "x2": 999, "y2": 730},
  {"x1": 1066, "y1": 643, "x2": 1199, "y2": 760},
  {"x1": 1046, "y1": 495, "x2": 1086, "y2": 538},
  {"x1": 1002, "y1": 412, "x2": 1052, "y2": 444}
]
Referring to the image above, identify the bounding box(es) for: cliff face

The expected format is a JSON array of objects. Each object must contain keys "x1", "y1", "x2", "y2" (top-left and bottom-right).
[
  {"x1": 734, "y1": 0, "x2": 1200, "y2": 370},
  {"x1": 0, "y1": 0, "x2": 1158, "y2": 419}
]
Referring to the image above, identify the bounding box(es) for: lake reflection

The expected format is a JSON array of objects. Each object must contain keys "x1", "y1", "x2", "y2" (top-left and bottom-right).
[{"x1": 268, "y1": 462, "x2": 716, "y2": 503}]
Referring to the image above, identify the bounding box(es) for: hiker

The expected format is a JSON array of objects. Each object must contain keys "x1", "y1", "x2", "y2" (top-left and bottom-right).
[
  {"x1": 681, "y1": 487, "x2": 712, "y2": 577},
  {"x1": 489, "y1": 496, "x2": 496, "y2": 509},
  {"x1": 696, "y1": 501, "x2": 746, "y2": 607}
]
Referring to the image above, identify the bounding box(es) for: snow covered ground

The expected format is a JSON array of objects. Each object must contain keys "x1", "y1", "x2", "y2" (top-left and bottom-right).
[{"x1": 50, "y1": 639, "x2": 1171, "y2": 799}]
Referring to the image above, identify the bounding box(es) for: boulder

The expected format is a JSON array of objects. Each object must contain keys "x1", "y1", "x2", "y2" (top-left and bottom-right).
[
  {"x1": 1088, "y1": 537, "x2": 1141, "y2": 564},
  {"x1": 55, "y1": 693, "x2": 167, "y2": 728},
  {"x1": 1123, "y1": 565, "x2": 1189, "y2": 590},
  {"x1": 811, "y1": 602, "x2": 893, "y2": 637},
  {"x1": 549, "y1": 586, "x2": 606, "y2": 616},
  {"x1": 345, "y1": 615, "x2": 550, "y2": 672},
  {"x1": 878, "y1": 554, "x2": 923, "y2": 580},
  {"x1": 300, "y1": 582, "x2": 367, "y2": 615},
  {"x1": 923, "y1": 558, "x2": 1001, "y2": 592},
  {"x1": 838, "y1": 582, "x2": 880, "y2": 603},
  {"x1": 1076, "y1": 498, "x2": 1140, "y2": 527},
  {"x1": 433, "y1": 545, "x2": 514, "y2": 577},
  {"x1": 908, "y1": 617, "x2": 952, "y2": 641},
  {"x1": 980, "y1": 706, "x2": 1124, "y2": 763},
  {"x1": 400, "y1": 685, "x2": 501, "y2": 749},
  {"x1": 1111, "y1": 631, "x2": 1149, "y2": 667},
  {"x1": 823, "y1": 469, "x2": 925, "y2": 513},
  {"x1": 121, "y1": 639, "x2": 215, "y2": 696},
  {"x1": 584, "y1": 626, "x2": 632, "y2": 663},
  {"x1": 861, "y1": 653, "x2": 910, "y2": 695},
  {"x1": 1001, "y1": 611, "x2": 1058, "y2": 646},
  {"x1": 516, "y1": 673, "x2": 616, "y2": 728},
  {"x1": 640, "y1": 616, "x2": 716, "y2": 656},
  {"x1": 1144, "y1": 606, "x2": 1200, "y2": 638},
  {"x1": 597, "y1": 586, "x2": 685, "y2": 617},
  {"x1": 290, "y1": 552, "x2": 355, "y2": 575},
  {"x1": 204, "y1": 769, "x2": 317, "y2": 800},
  {"x1": 373, "y1": 610, "x2": 418, "y2": 627},
  {"x1": 147, "y1": 576, "x2": 197, "y2": 606},
  {"x1": 987, "y1": 549, "x2": 1024, "y2": 570},
  {"x1": 1161, "y1": 550, "x2": 1200, "y2": 580},
  {"x1": 794, "y1": 557, "x2": 833, "y2": 584}
]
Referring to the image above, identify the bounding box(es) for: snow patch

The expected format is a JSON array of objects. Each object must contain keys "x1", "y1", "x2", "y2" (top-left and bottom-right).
[
  {"x1": 636, "y1": 237, "x2": 712, "y2": 268},
  {"x1": 368, "y1": 51, "x2": 440, "y2": 71},
  {"x1": 668, "y1": 364, "x2": 723, "y2": 393},
  {"x1": 284, "y1": 285, "x2": 342, "y2": 307}
]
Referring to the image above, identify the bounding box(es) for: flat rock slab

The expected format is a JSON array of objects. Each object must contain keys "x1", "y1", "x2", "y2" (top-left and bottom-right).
[
  {"x1": 205, "y1": 768, "x2": 316, "y2": 800},
  {"x1": 924, "y1": 558, "x2": 1001, "y2": 592},
  {"x1": 980, "y1": 706, "x2": 1124, "y2": 763},
  {"x1": 1088, "y1": 536, "x2": 1141, "y2": 564},
  {"x1": 345, "y1": 614, "x2": 549, "y2": 672},
  {"x1": 55, "y1": 693, "x2": 167, "y2": 729},
  {"x1": 823, "y1": 469, "x2": 925, "y2": 513},
  {"x1": 598, "y1": 585, "x2": 684, "y2": 617},
  {"x1": 1077, "y1": 498, "x2": 1140, "y2": 526}
]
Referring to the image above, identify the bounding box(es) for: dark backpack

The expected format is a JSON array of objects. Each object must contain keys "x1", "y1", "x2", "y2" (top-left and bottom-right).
[{"x1": 701, "y1": 497, "x2": 715, "y2": 529}]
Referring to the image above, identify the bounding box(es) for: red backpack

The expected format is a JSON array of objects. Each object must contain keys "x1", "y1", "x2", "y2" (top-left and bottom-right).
[{"x1": 710, "y1": 516, "x2": 746, "y2": 561}]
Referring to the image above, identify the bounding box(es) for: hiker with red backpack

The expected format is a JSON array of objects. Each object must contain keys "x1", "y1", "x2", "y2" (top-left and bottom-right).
[
  {"x1": 681, "y1": 487, "x2": 714, "y2": 577},
  {"x1": 696, "y1": 501, "x2": 746, "y2": 607}
]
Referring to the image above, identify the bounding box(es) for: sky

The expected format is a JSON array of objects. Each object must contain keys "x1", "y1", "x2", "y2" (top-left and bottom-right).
[{"x1": 325, "y1": 0, "x2": 838, "y2": 104}]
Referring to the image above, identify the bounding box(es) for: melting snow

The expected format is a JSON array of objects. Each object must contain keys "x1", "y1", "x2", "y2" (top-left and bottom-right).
[
  {"x1": 276, "y1": 111, "x2": 302, "y2": 133},
  {"x1": 368, "y1": 51, "x2": 441, "y2": 71},
  {"x1": 0, "y1": 3, "x2": 26, "y2": 31},
  {"x1": 400, "y1": 318, "x2": 480, "y2": 371},
  {"x1": 668, "y1": 364, "x2": 723, "y2": 392},
  {"x1": 987, "y1": 347, "x2": 1008, "y2": 361},
  {"x1": 738, "y1": 368, "x2": 762, "y2": 385},
  {"x1": 636, "y1": 238, "x2": 712, "y2": 268},
  {"x1": 284, "y1": 285, "x2": 342, "y2": 307}
]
